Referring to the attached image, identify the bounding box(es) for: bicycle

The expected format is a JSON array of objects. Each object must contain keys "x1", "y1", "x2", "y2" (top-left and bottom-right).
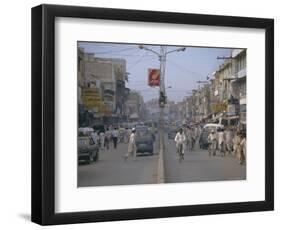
[{"x1": 177, "y1": 143, "x2": 184, "y2": 162}]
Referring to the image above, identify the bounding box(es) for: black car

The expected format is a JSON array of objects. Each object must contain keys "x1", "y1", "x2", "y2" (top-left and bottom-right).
[{"x1": 78, "y1": 136, "x2": 99, "y2": 164}]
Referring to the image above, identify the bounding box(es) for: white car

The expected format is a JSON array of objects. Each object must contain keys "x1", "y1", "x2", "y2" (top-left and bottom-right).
[
  {"x1": 202, "y1": 123, "x2": 224, "y2": 132},
  {"x1": 199, "y1": 123, "x2": 224, "y2": 149}
]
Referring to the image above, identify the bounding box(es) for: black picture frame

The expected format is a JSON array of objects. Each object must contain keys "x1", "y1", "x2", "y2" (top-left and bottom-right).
[{"x1": 31, "y1": 4, "x2": 274, "y2": 225}]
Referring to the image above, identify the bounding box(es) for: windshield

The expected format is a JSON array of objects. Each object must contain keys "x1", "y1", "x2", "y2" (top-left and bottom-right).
[
  {"x1": 137, "y1": 130, "x2": 151, "y2": 138},
  {"x1": 78, "y1": 138, "x2": 89, "y2": 145}
]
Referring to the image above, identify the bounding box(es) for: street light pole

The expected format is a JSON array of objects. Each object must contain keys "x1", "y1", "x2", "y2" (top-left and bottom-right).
[
  {"x1": 159, "y1": 46, "x2": 166, "y2": 130},
  {"x1": 138, "y1": 45, "x2": 185, "y2": 106},
  {"x1": 138, "y1": 45, "x2": 185, "y2": 129}
]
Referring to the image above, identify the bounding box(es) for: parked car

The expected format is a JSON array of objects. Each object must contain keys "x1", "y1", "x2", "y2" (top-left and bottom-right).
[
  {"x1": 78, "y1": 127, "x2": 94, "y2": 136},
  {"x1": 92, "y1": 124, "x2": 105, "y2": 133},
  {"x1": 135, "y1": 126, "x2": 154, "y2": 155},
  {"x1": 199, "y1": 123, "x2": 224, "y2": 149},
  {"x1": 78, "y1": 135, "x2": 99, "y2": 164}
]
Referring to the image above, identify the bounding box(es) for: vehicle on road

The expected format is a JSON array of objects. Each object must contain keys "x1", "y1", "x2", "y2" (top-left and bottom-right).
[
  {"x1": 199, "y1": 123, "x2": 224, "y2": 149},
  {"x1": 92, "y1": 124, "x2": 105, "y2": 134},
  {"x1": 167, "y1": 126, "x2": 178, "y2": 139},
  {"x1": 135, "y1": 126, "x2": 154, "y2": 155},
  {"x1": 78, "y1": 135, "x2": 99, "y2": 164},
  {"x1": 78, "y1": 127, "x2": 94, "y2": 136}
]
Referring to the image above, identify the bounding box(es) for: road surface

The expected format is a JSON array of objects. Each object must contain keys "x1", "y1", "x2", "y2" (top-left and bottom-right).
[
  {"x1": 78, "y1": 138, "x2": 159, "y2": 187},
  {"x1": 163, "y1": 135, "x2": 246, "y2": 183}
]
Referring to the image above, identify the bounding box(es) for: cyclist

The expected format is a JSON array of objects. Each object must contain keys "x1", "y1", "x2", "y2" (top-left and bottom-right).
[{"x1": 175, "y1": 128, "x2": 186, "y2": 162}]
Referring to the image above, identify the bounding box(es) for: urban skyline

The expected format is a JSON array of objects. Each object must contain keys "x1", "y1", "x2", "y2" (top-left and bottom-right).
[{"x1": 78, "y1": 42, "x2": 232, "y2": 102}]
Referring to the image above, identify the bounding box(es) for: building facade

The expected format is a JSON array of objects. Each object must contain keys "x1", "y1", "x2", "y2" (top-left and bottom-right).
[{"x1": 181, "y1": 49, "x2": 246, "y2": 130}]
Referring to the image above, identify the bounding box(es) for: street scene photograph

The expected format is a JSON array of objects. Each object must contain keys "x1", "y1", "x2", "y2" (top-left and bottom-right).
[{"x1": 77, "y1": 41, "x2": 246, "y2": 187}]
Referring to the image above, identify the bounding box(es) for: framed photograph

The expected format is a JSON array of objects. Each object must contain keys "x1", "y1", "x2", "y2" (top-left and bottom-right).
[{"x1": 31, "y1": 4, "x2": 274, "y2": 225}]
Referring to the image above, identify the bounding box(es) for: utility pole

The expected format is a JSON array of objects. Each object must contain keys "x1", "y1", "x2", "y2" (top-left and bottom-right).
[{"x1": 138, "y1": 45, "x2": 185, "y2": 116}]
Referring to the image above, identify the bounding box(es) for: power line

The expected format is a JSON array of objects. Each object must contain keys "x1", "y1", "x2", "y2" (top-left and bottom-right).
[
  {"x1": 128, "y1": 53, "x2": 156, "y2": 70},
  {"x1": 167, "y1": 60, "x2": 204, "y2": 78},
  {"x1": 91, "y1": 47, "x2": 138, "y2": 54}
]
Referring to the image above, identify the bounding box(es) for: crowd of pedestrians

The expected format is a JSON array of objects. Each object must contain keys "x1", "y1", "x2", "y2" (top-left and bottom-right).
[
  {"x1": 207, "y1": 127, "x2": 246, "y2": 165},
  {"x1": 91, "y1": 125, "x2": 133, "y2": 151},
  {"x1": 174, "y1": 123, "x2": 246, "y2": 165}
]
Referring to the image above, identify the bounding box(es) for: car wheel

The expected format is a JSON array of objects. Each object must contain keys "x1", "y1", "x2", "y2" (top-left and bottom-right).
[{"x1": 89, "y1": 153, "x2": 94, "y2": 164}]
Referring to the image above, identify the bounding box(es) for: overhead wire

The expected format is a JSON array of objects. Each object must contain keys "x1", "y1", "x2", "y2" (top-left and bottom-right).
[{"x1": 91, "y1": 47, "x2": 138, "y2": 55}]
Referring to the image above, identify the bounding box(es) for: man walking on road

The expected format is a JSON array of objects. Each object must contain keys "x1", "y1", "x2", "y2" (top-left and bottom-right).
[
  {"x1": 225, "y1": 127, "x2": 234, "y2": 155},
  {"x1": 105, "y1": 128, "x2": 112, "y2": 150},
  {"x1": 112, "y1": 127, "x2": 119, "y2": 149},
  {"x1": 124, "y1": 128, "x2": 137, "y2": 161},
  {"x1": 217, "y1": 128, "x2": 226, "y2": 157},
  {"x1": 208, "y1": 129, "x2": 217, "y2": 156}
]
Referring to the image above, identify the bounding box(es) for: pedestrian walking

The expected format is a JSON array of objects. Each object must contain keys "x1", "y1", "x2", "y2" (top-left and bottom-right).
[
  {"x1": 239, "y1": 132, "x2": 246, "y2": 164},
  {"x1": 99, "y1": 131, "x2": 105, "y2": 150},
  {"x1": 217, "y1": 128, "x2": 226, "y2": 157},
  {"x1": 124, "y1": 128, "x2": 137, "y2": 161},
  {"x1": 233, "y1": 130, "x2": 242, "y2": 162},
  {"x1": 105, "y1": 128, "x2": 112, "y2": 150},
  {"x1": 195, "y1": 125, "x2": 202, "y2": 149},
  {"x1": 91, "y1": 130, "x2": 99, "y2": 145},
  {"x1": 207, "y1": 129, "x2": 217, "y2": 156},
  {"x1": 225, "y1": 128, "x2": 234, "y2": 155},
  {"x1": 112, "y1": 127, "x2": 119, "y2": 149},
  {"x1": 190, "y1": 127, "x2": 195, "y2": 150}
]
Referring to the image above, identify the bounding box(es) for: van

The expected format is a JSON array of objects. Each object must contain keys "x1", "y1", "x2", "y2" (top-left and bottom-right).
[{"x1": 199, "y1": 123, "x2": 224, "y2": 149}]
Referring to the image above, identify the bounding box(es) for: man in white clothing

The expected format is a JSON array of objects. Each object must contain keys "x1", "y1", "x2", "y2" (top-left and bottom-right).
[
  {"x1": 207, "y1": 129, "x2": 217, "y2": 156},
  {"x1": 124, "y1": 128, "x2": 137, "y2": 161},
  {"x1": 175, "y1": 128, "x2": 186, "y2": 160}
]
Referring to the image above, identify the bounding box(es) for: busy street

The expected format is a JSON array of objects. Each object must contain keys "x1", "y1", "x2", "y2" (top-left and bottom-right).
[
  {"x1": 78, "y1": 135, "x2": 160, "y2": 187},
  {"x1": 78, "y1": 124, "x2": 246, "y2": 186},
  {"x1": 164, "y1": 135, "x2": 246, "y2": 183},
  {"x1": 77, "y1": 42, "x2": 247, "y2": 187}
]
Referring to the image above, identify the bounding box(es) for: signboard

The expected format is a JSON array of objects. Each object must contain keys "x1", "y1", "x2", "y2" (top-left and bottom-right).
[
  {"x1": 227, "y1": 104, "x2": 236, "y2": 116},
  {"x1": 148, "y1": 69, "x2": 160, "y2": 86},
  {"x1": 212, "y1": 102, "x2": 227, "y2": 113},
  {"x1": 227, "y1": 103, "x2": 240, "y2": 116},
  {"x1": 82, "y1": 88, "x2": 101, "y2": 109}
]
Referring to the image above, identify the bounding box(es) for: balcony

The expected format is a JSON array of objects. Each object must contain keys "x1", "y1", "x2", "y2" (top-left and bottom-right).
[{"x1": 237, "y1": 67, "x2": 246, "y2": 79}]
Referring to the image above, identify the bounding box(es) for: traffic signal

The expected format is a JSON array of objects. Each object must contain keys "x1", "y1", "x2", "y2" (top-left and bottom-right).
[{"x1": 159, "y1": 91, "x2": 167, "y2": 107}]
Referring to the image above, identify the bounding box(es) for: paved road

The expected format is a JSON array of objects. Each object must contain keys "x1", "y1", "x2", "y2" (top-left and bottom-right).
[
  {"x1": 163, "y1": 135, "x2": 246, "y2": 183},
  {"x1": 78, "y1": 138, "x2": 159, "y2": 187},
  {"x1": 78, "y1": 134, "x2": 246, "y2": 187}
]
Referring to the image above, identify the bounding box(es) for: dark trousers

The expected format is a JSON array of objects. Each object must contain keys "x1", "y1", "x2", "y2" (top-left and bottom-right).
[{"x1": 113, "y1": 137, "x2": 118, "y2": 149}]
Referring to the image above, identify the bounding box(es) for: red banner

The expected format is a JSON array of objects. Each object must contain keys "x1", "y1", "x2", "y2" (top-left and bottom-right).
[{"x1": 148, "y1": 69, "x2": 160, "y2": 86}]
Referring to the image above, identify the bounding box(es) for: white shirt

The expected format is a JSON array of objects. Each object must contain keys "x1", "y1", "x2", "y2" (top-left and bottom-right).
[
  {"x1": 217, "y1": 131, "x2": 225, "y2": 145},
  {"x1": 112, "y1": 130, "x2": 119, "y2": 138},
  {"x1": 175, "y1": 132, "x2": 186, "y2": 144},
  {"x1": 208, "y1": 133, "x2": 217, "y2": 142}
]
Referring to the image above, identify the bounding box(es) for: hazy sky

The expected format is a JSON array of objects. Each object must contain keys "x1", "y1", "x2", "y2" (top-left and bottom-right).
[{"x1": 79, "y1": 42, "x2": 232, "y2": 102}]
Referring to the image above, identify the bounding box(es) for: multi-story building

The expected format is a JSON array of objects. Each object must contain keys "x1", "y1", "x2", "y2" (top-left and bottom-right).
[
  {"x1": 182, "y1": 48, "x2": 246, "y2": 129},
  {"x1": 125, "y1": 91, "x2": 145, "y2": 121},
  {"x1": 230, "y1": 49, "x2": 246, "y2": 128},
  {"x1": 84, "y1": 54, "x2": 116, "y2": 114},
  {"x1": 78, "y1": 50, "x2": 130, "y2": 126}
]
